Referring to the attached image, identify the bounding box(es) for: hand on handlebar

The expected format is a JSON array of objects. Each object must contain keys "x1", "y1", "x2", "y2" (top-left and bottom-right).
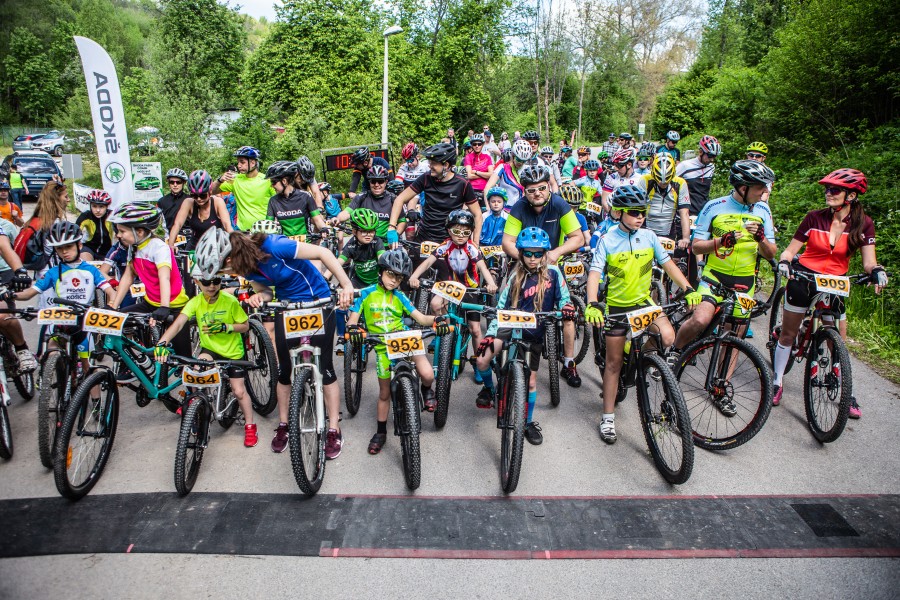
[
  {"x1": 345, "y1": 324, "x2": 367, "y2": 345},
  {"x1": 409, "y1": 276, "x2": 420, "y2": 289},
  {"x1": 677, "y1": 238, "x2": 690, "y2": 250},
  {"x1": 150, "y1": 306, "x2": 170, "y2": 326},
  {"x1": 432, "y1": 315, "x2": 453, "y2": 336},
  {"x1": 561, "y1": 303, "x2": 576, "y2": 321},
  {"x1": 386, "y1": 229, "x2": 399, "y2": 246},
  {"x1": 337, "y1": 285, "x2": 354, "y2": 310},
  {"x1": 11, "y1": 269, "x2": 31, "y2": 292},
  {"x1": 0, "y1": 290, "x2": 15, "y2": 303},
  {"x1": 584, "y1": 303, "x2": 604, "y2": 325},
  {"x1": 154, "y1": 342, "x2": 172, "y2": 363},
  {"x1": 683, "y1": 288, "x2": 703, "y2": 307},
  {"x1": 778, "y1": 260, "x2": 792, "y2": 279},
  {"x1": 485, "y1": 282, "x2": 497, "y2": 294}
]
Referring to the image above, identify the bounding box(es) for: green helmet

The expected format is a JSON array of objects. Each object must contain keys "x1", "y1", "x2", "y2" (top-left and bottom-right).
[{"x1": 351, "y1": 208, "x2": 379, "y2": 231}]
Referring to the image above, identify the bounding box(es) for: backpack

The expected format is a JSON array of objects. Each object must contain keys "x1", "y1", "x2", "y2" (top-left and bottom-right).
[{"x1": 13, "y1": 216, "x2": 50, "y2": 271}]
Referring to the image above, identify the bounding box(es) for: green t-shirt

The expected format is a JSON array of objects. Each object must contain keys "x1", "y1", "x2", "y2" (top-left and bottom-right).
[
  {"x1": 220, "y1": 173, "x2": 276, "y2": 231},
  {"x1": 8, "y1": 173, "x2": 24, "y2": 190},
  {"x1": 180, "y1": 292, "x2": 249, "y2": 360}
]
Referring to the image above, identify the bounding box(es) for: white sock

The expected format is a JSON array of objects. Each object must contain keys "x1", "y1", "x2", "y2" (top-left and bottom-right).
[
  {"x1": 565, "y1": 356, "x2": 574, "y2": 368},
  {"x1": 602, "y1": 412, "x2": 615, "y2": 422},
  {"x1": 772, "y1": 342, "x2": 792, "y2": 387}
]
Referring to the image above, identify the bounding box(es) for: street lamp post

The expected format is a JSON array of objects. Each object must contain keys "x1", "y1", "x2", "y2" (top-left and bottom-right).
[{"x1": 382, "y1": 25, "x2": 403, "y2": 146}]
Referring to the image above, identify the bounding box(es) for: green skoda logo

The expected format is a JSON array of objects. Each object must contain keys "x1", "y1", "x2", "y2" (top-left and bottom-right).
[{"x1": 105, "y1": 162, "x2": 126, "y2": 184}]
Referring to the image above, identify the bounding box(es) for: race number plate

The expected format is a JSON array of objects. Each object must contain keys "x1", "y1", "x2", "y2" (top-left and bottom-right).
[
  {"x1": 563, "y1": 260, "x2": 585, "y2": 281},
  {"x1": 689, "y1": 215, "x2": 697, "y2": 231},
  {"x1": 420, "y1": 241, "x2": 440, "y2": 256},
  {"x1": 626, "y1": 305, "x2": 663, "y2": 336},
  {"x1": 288, "y1": 235, "x2": 307, "y2": 243},
  {"x1": 383, "y1": 330, "x2": 425, "y2": 360},
  {"x1": 82, "y1": 307, "x2": 127, "y2": 336},
  {"x1": 174, "y1": 235, "x2": 188, "y2": 246},
  {"x1": 659, "y1": 237, "x2": 677, "y2": 253},
  {"x1": 431, "y1": 280, "x2": 467, "y2": 305},
  {"x1": 182, "y1": 366, "x2": 222, "y2": 389},
  {"x1": 37, "y1": 308, "x2": 78, "y2": 326},
  {"x1": 585, "y1": 202, "x2": 604, "y2": 214},
  {"x1": 814, "y1": 275, "x2": 850, "y2": 297},
  {"x1": 481, "y1": 245, "x2": 503, "y2": 258},
  {"x1": 496, "y1": 310, "x2": 538, "y2": 329},
  {"x1": 735, "y1": 292, "x2": 757, "y2": 315},
  {"x1": 130, "y1": 283, "x2": 146, "y2": 297},
  {"x1": 283, "y1": 308, "x2": 325, "y2": 339}
]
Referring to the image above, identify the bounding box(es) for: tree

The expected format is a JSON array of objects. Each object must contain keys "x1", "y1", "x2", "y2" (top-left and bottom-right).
[{"x1": 2, "y1": 28, "x2": 64, "y2": 122}]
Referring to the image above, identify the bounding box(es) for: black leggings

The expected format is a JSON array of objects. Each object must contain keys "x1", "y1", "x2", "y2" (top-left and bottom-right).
[
  {"x1": 120, "y1": 300, "x2": 191, "y2": 358},
  {"x1": 273, "y1": 307, "x2": 337, "y2": 386}
]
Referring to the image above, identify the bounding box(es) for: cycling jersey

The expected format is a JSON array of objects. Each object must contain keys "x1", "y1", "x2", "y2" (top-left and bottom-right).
[
  {"x1": 350, "y1": 284, "x2": 416, "y2": 334},
  {"x1": 793, "y1": 208, "x2": 875, "y2": 275},
  {"x1": 589, "y1": 216, "x2": 618, "y2": 249},
  {"x1": 32, "y1": 260, "x2": 109, "y2": 304},
  {"x1": 590, "y1": 225, "x2": 671, "y2": 307},
  {"x1": 480, "y1": 212, "x2": 507, "y2": 246},
  {"x1": 396, "y1": 160, "x2": 430, "y2": 185},
  {"x1": 561, "y1": 156, "x2": 579, "y2": 178},
  {"x1": 432, "y1": 239, "x2": 483, "y2": 287},
  {"x1": 635, "y1": 174, "x2": 690, "y2": 238},
  {"x1": 656, "y1": 145, "x2": 681, "y2": 162},
  {"x1": 159, "y1": 191, "x2": 189, "y2": 232},
  {"x1": 492, "y1": 162, "x2": 524, "y2": 209},
  {"x1": 634, "y1": 166, "x2": 651, "y2": 176},
  {"x1": 267, "y1": 189, "x2": 320, "y2": 237},
  {"x1": 505, "y1": 195, "x2": 582, "y2": 249},
  {"x1": 350, "y1": 157, "x2": 392, "y2": 194},
  {"x1": 602, "y1": 170, "x2": 643, "y2": 194},
  {"x1": 130, "y1": 237, "x2": 189, "y2": 308},
  {"x1": 408, "y1": 173, "x2": 478, "y2": 243},
  {"x1": 463, "y1": 152, "x2": 494, "y2": 192},
  {"x1": 244, "y1": 234, "x2": 331, "y2": 302},
  {"x1": 575, "y1": 212, "x2": 590, "y2": 244},
  {"x1": 219, "y1": 173, "x2": 276, "y2": 231},
  {"x1": 572, "y1": 175, "x2": 602, "y2": 206},
  {"x1": 348, "y1": 191, "x2": 403, "y2": 240},
  {"x1": 676, "y1": 157, "x2": 715, "y2": 215},
  {"x1": 76, "y1": 210, "x2": 114, "y2": 256},
  {"x1": 693, "y1": 194, "x2": 775, "y2": 279},
  {"x1": 180, "y1": 291, "x2": 248, "y2": 360},
  {"x1": 339, "y1": 236, "x2": 386, "y2": 285},
  {"x1": 485, "y1": 264, "x2": 570, "y2": 342}
]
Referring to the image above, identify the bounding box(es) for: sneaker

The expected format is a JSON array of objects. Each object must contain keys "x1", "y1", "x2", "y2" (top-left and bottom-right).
[
  {"x1": 745, "y1": 326, "x2": 754, "y2": 339},
  {"x1": 665, "y1": 351, "x2": 680, "y2": 372},
  {"x1": 473, "y1": 369, "x2": 483, "y2": 384},
  {"x1": 599, "y1": 418, "x2": 617, "y2": 444},
  {"x1": 244, "y1": 424, "x2": 258, "y2": 448},
  {"x1": 325, "y1": 428, "x2": 343, "y2": 460},
  {"x1": 561, "y1": 364, "x2": 582, "y2": 388},
  {"x1": 714, "y1": 395, "x2": 738, "y2": 417},
  {"x1": 115, "y1": 368, "x2": 137, "y2": 385},
  {"x1": 525, "y1": 421, "x2": 543, "y2": 445},
  {"x1": 422, "y1": 388, "x2": 436, "y2": 412},
  {"x1": 367, "y1": 432, "x2": 387, "y2": 455},
  {"x1": 772, "y1": 385, "x2": 783, "y2": 407},
  {"x1": 15, "y1": 349, "x2": 36, "y2": 373},
  {"x1": 476, "y1": 386, "x2": 495, "y2": 409},
  {"x1": 271, "y1": 423, "x2": 289, "y2": 453},
  {"x1": 848, "y1": 397, "x2": 861, "y2": 419}
]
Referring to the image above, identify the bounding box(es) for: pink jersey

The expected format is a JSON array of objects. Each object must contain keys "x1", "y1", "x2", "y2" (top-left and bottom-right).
[{"x1": 131, "y1": 237, "x2": 189, "y2": 307}]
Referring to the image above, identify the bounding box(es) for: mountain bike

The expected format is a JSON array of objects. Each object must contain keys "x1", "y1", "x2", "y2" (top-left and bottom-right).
[
  {"x1": 0, "y1": 297, "x2": 36, "y2": 402},
  {"x1": 0, "y1": 305, "x2": 38, "y2": 459},
  {"x1": 556, "y1": 250, "x2": 592, "y2": 366},
  {"x1": 399, "y1": 239, "x2": 439, "y2": 314}
]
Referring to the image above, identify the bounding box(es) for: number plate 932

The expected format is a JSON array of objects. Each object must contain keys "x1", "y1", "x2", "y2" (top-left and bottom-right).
[{"x1": 82, "y1": 307, "x2": 127, "y2": 336}]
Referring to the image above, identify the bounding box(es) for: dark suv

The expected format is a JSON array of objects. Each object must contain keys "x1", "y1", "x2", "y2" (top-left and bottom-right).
[{"x1": 1, "y1": 151, "x2": 63, "y2": 200}]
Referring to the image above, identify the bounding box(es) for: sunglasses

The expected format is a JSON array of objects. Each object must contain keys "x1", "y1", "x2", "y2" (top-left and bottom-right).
[
  {"x1": 369, "y1": 179, "x2": 387, "y2": 185},
  {"x1": 471, "y1": 143, "x2": 483, "y2": 147},
  {"x1": 578, "y1": 153, "x2": 588, "y2": 157},
  {"x1": 525, "y1": 184, "x2": 549, "y2": 195},
  {"x1": 824, "y1": 186, "x2": 846, "y2": 196},
  {"x1": 623, "y1": 209, "x2": 647, "y2": 217},
  {"x1": 383, "y1": 270, "x2": 404, "y2": 280},
  {"x1": 167, "y1": 179, "x2": 184, "y2": 185},
  {"x1": 449, "y1": 227, "x2": 472, "y2": 237},
  {"x1": 199, "y1": 277, "x2": 222, "y2": 286},
  {"x1": 192, "y1": 193, "x2": 209, "y2": 200},
  {"x1": 746, "y1": 153, "x2": 766, "y2": 159},
  {"x1": 521, "y1": 250, "x2": 546, "y2": 258}
]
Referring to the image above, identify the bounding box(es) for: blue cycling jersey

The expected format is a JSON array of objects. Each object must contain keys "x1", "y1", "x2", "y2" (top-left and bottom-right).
[
  {"x1": 480, "y1": 212, "x2": 507, "y2": 246},
  {"x1": 244, "y1": 234, "x2": 331, "y2": 302}
]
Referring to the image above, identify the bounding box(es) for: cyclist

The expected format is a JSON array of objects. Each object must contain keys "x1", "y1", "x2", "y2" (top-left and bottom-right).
[
  {"x1": 676, "y1": 134, "x2": 720, "y2": 217},
  {"x1": 540, "y1": 146, "x2": 563, "y2": 187},
  {"x1": 584, "y1": 185, "x2": 701, "y2": 444},
  {"x1": 76, "y1": 189, "x2": 115, "y2": 260},
  {"x1": 745, "y1": 142, "x2": 772, "y2": 201},
  {"x1": 564, "y1": 146, "x2": 589, "y2": 179},
  {"x1": 0, "y1": 235, "x2": 37, "y2": 372},
  {"x1": 656, "y1": 131, "x2": 681, "y2": 162},
  {"x1": 293, "y1": 155, "x2": 324, "y2": 210},
  {"x1": 349, "y1": 146, "x2": 393, "y2": 198},
  {"x1": 502, "y1": 165, "x2": 585, "y2": 387},
  {"x1": 480, "y1": 188, "x2": 509, "y2": 247},
  {"x1": 601, "y1": 149, "x2": 642, "y2": 211},
  {"x1": 557, "y1": 146, "x2": 573, "y2": 175},
  {"x1": 464, "y1": 134, "x2": 495, "y2": 204},
  {"x1": 635, "y1": 154, "x2": 691, "y2": 248},
  {"x1": 559, "y1": 185, "x2": 590, "y2": 246},
  {"x1": 167, "y1": 170, "x2": 234, "y2": 249},
  {"x1": 211, "y1": 146, "x2": 275, "y2": 231},
  {"x1": 771, "y1": 169, "x2": 886, "y2": 418},
  {"x1": 484, "y1": 139, "x2": 534, "y2": 210},
  {"x1": 634, "y1": 143, "x2": 656, "y2": 176},
  {"x1": 333, "y1": 165, "x2": 404, "y2": 242},
  {"x1": 571, "y1": 159, "x2": 604, "y2": 207},
  {"x1": 263, "y1": 161, "x2": 327, "y2": 238},
  {"x1": 475, "y1": 227, "x2": 577, "y2": 445},
  {"x1": 159, "y1": 168, "x2": 189, "y2": 233},
  {"x1": 396, "y1": 142, "x2": 429, "y2": 187},
  {"x1": 201, "y1": 228, "x2": 354, "y2": 458},
  {"x1": 333, "y1": 209, "x2": 386, "y2": 289},
  {"x1": 347, "y1": 250, "x2": 450, "y2": 447}
]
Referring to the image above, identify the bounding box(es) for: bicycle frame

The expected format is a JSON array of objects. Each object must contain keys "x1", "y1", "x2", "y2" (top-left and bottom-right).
[{"x1": 101, "y1": 330, "x2": 184, "y2": 400}]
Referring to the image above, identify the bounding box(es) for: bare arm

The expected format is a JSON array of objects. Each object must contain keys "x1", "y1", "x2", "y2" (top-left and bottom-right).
[
  {"x1": 779, "y1": 239, "x2": 805, "y2": 263},
  {"x1": 167, "y1": 199, "x2": 194, "y2": 247},
  {"x1": 111, "y1": 265, "x2": 134, "y2": 309},
  {"x1": 215, "y1": 198, "x2": 234, "y2": 233}
]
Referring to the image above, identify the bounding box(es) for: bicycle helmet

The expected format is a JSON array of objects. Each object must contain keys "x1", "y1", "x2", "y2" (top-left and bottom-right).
[
  {"x1": 318, "y1": 181, "x2": 332, "y2": 193},
  {"x1": 577, "y1": 146, "x2": 590, "y2": 155},
  {"x1": 561, "y1": 146, "x2": 572, "y2": 153},
  {"x1": 486, "y1": 187, "x2": 508, "y2": 202},
  {"x1": 470, "y1": 133, "x2": 485, "y2": 145},
  {"x1": 351, "y1": 146, "x2": 371, "y2": 166},
  {"x1": 665, "y1": 130, "x2": 680, "y2": 142},
  {"x1": 619, "y1": 132, "x2": 633, "y2": 140},
  {"x1": 108, "y1": 201, "x2": 162, "y2": 230},
  {"x1": 351, "y1": 208, "x2": 380, "y2": 231},
  {"x1": 540, "y1": 145, "x2": 554, "y2": 157},
  {"x1": 233, "y1": 146, "x2": 261, "y2": 160},
  {"x1": 250, "y1": 219, "x2": 282, "y2": 235},
  {"x1": 166, "y1": 167, "x2": 188, "y2": 181},
  {"x1": 401, "y1": 142, "x2": 418, "y2": 161},
  {"x1": 516, "y1": 226, "x2": 551, "y2": 250},
  {"x1": 265, "y1": 161, "x2": 298, "y2": 182},
  {"x1": 651, "y1": 154, "x2": 676, "y2": 185},
  {"x1": 386, "y1": 179, "x2": 405, "y2": 195},
  {"x1": 512, "y1": 139, "x2": 534, "y2": 162},
  {"x1": 377, "y1": 248, "x2": 412, "y2": 278},
  {"x1": 522, "y1": 130, "x2": 540, "y2": 141},
  {"x1": 729, "y1": 159, "x2": 776, "y2": 188},
  {"x1": 0, "y1": 181, "x2": 9, "y2": 191},
  {"x1": 446, "y1": 209, "x2": 476, "y2": 230},
  {"x1": 423, "y1": 142, "x2": 457, "y2": 165},
  {"x1": 48, "y1": 221, "x2": 83, "y2": 247},
  {"x1": 699, "y1": 135, "x2": 721, "y2": 156},
  {"x1": 86, "y1": 189, "x2": 112, "y2": 205},
  {"x1": 187, "y1": 169, "x2": 212, "y2": 195},
  {"x1": 584, "y1": 159, "x2": 600, "y2": 171},
  {"x1": 367, "y1": 164, "x2": 389, "y2": 181},
  {"x1": 637, "y1": 142, "x2": 656, "y2": 159},
  {"x1": 501, "y1": 147, "x2": 513, "y2": 163},
  {"x1": 746, "y1": 141, "x2": 769, "y2": 155},
  {"x1": 519, "y1": 164, "x2": 551, "y2": 186},
  {"x1": 612, "y1": 148, "x2": 634, "y2": 165},
  {"x1": 818, "y1": 168, "x2": 867, "y2": 195},
  {"x1": 596, "y1": 151, "x2": 609, "y2": 161},
  {"x1": 560, "y1": 185, "x2": 583, "y2": 207},
  {"x1": 610, "y1": 185, "x2": 649, "y2": 210},
  {"x1": 194, "y1": 227, "x2": 232, "y2": 279},
  {"x1": 295, "y1": 155, "x2": 316, "y2": 183}
]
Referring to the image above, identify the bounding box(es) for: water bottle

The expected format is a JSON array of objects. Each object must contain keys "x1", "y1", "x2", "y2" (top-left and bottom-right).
[{"x1": 127, "y1": 346, "x2": 154, "y2": 376}]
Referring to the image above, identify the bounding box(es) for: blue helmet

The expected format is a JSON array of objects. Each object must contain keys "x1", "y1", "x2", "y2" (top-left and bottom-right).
[
  {"x1": 516, "y1": 227, "x2": 550, "y2": 250},
  {"x1": 486, "y1": 187, "x2": 508, "y2": 201},
  {"x1": 233, "y1": 146, "x2": 261, "y2": 160}
]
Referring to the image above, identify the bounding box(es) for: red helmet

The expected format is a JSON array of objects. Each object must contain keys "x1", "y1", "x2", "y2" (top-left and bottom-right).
[
  {"x1": 818, "y1": 168, "x2": 867, "y2": 194},
  {"x1": 611, "y1": 148, "x2": 634, "y2": 165},
  {"x1": 401, "y1": 142, "x2": 418, "y2": 161},
  {"x1": 87, "y1": 189, "x2": 112, "y2": 205},
  {"x1": 699, "y1": 135, "x2": 721, "y2": 157}
]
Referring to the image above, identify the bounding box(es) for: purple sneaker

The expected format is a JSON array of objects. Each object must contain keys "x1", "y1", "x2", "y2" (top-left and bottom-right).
[
  {"x1": 271, "y1": 423, "x2": 288, "y2": 453},
  {"x1": 325, "y1": 428, "x2": 343, "y2": 460},
  {"x1": 848, "y1": 398, "x2": 861, "y2": 419}
]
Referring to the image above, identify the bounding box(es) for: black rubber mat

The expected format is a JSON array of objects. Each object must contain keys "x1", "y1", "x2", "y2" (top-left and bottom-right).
[{"x1": 3, "y1": 493, "x2": 899, "y2": 559}]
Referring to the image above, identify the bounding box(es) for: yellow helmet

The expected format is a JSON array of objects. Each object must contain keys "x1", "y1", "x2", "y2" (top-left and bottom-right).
[
  {"x1": 746, "y1": 141, "x2": 769, "y2": 155},
  {"x1": 651, "y1": 154, "x2": 676, "y2": 185}
]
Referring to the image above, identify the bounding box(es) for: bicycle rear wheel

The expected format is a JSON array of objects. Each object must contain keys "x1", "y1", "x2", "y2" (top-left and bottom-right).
[
  {"x1": 544, "y1": 323, "x2": 560, "y2": 407},
  {"x1": 752, "y1": 258, "x2": 781, "y2": 318},
  {"x1": 571, "y1": 295, "x2": 590, "y2": 365},
  {"x1": 636, "y1": 353, "x2": 693, "y2": 484},
  {"x1": 344, "y1": 342, "x2": 364, "y2": 416},
  {"x1": 174, "y1": 395, "x2": 209, "y2": 496},
  {"x1": 53, "y1": 369, "x2": 119, "y2": 500},
  {"x1": 38, "y1": 351, "x2": 68, "y2": 469},
  {"x1": 396, "y1": 374, "x2": 422, "y2": 490},
  {"x1": 245, "y1": 319, "x2": 277, "y2": 416},
  {"x1": 676, "y1": 335, "x2": 773, "y2": 451},
  {"x1": 13, "y1": 370, "x2": 35, "y2": 401},
  {"x1": 434, "y1": 330, "x2": 455, "y2": 429},
  {"x1": 0, "y1": 403, "x2": 12, "y2": 459},
  {"x1": 499, "y1": 361, "x2": 527, "y2": 494},
  {"x1": 804, "y1": 327, "x2": 852, "y2": 443},
  {"x1": 288, "y1": 367, "x2": 326, "y2": 496}
]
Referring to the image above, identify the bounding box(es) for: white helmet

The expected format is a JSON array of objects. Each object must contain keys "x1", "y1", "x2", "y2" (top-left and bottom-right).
[
  {"x1": 512, "y1": 139, "x2": 534, "y2": 161},
  {"x1": 194, "y1": 228, "x2": 232, "y2": 279},
  {"x1": 250, "y1": 219, "x2": 282, "y2": 235}
]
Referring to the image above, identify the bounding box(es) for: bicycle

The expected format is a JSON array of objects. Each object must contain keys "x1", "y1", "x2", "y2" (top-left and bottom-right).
[
  {"x1": 593, "y1": 303, "x2": 694, "y2": 483},
  {"x1": 553, "y1": 250, "x2": 592, "y2": 367},
  {"x1": 751, "y1": 256, "x2": 782, "y2": 319},
  {"x1": 0, "y1": 301, "x2": 36, "y2": 404},
  {"x1": 767, "y1": 271, "x2": 878, "y2": 443},
  {"x1": 399, "y1": 239, "x2": 438, "y2": 314},
  {"x1": 0, "y1": 305, "x2": 38, "y2": 459},
  {"x1": 671, "y1": 280, "x2": 773, "y2": 451},
  {"x1": 171, "y1": 354, "x2": 256, "y2": 495}
]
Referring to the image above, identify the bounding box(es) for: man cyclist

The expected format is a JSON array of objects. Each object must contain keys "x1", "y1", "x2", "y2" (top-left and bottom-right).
[
  {"x1": 463, "y1": 133, "x2": 495, "y2": 205},
  {"x1": 520, "y1": 131, "x2": 559, "y2": 193},
  {"x1": 348, "y1": 146, "x2": 393, "y2": 198},
  {"x1": 635, "y1": 154, "x2": 691, "y2": 249},
  {"x1": 211, "y1": 146, "x2": 275, "y2": 231},
  {"x1": 159, "y1": 168, "x2": 189, "y2": 234},
  {"x1": 396, "y1": 142, "x2": 429, "y2": 187},
  {"x1": 264, "y1": 161, "x2": 327, "y2": 237},
  {"x1": 656, "y1": 131, "x2": 681, "y2": 163},
  {"x1": 676, "y1": 135, "x2": 720, "y2": 217}
]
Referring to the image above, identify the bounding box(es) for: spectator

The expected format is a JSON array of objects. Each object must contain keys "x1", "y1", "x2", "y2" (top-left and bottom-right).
[
  {"x1": 601, "y1": 133, "x2": 618, "y2": 156},
  {"x1": 210, "y1": 146, "x2": 274, "y2": 231},
  {"x1": 498, "y1": 132, "x2": 511, "y2": 152},
  {"x1": 0, "y1": 182, "x2": 24, "y2": 228},
  {"x1": 7, "y1": 164, "x2": 27, "y2": 210}
]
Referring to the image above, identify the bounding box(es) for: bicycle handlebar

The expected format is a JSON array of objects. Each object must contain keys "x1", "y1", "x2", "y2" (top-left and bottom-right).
[
  {"x1": 166, "y1": 354, "x2": 256, "y2": 370},
  {"x1": 257, "y1": 297, "x2": 335, "y2": 310},
  {"x1": 790, "y1": 271, "x2": 885, "y2": 285}
]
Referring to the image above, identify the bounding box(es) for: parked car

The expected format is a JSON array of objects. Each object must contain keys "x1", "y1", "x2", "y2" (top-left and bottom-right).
[
  {"x1": 30, "y1": 130, "x2": 67, "y2": 157},
  {"x1": 1, "y1": 152, "x2": 63, "y2": 200},
  {"x1": 12, "y1": 133, "x2": 47, "y2": 152},
  {"x1": 134, "y1": 176, "x2": 161, "y2": 190}
]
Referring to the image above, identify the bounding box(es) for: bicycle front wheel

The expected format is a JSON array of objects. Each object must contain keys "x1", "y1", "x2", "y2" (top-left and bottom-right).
[
  {"x1": 752, "y1": 258, "x2": 782, "y2": 319},
  {"x1": 0, "y1": 403, "x2": 12, "y2": 460},
  {"x1": 434, "y1": 330, "x2": 455, "y2": 429},
  {"x1": 677, "y1": 335, "x2": 773, "y2": 451},
  {"x1": 344, "y1": 342, "x2": 364, "y2": 417},
  {"x1": 396, "y1": 373, "x2": 422, "y2": 490},
  {"x1": 544, "y1": 323, "x2": 560, "y2": 407},
  {"x1": 174, "y1": 396, "x2": 209, "y2": 496},
  {"x1": 245, "y1": 319, "x2": 278, "y2": 416},
  {"x1": 766, "y1": 287, "x2": 795, "y2": 376},
  {"x1": 53, "y1": 369, "x2": 119, "y2": 500},
  {"x1": 38, "y1": 351, "x2": 68, "y2": 469},
  {"x1": 572, "y1": 295, "x2": 590, "y2": 365},
  {"x1": 636, "y1": 353, "x2": 693, "y2": 484},
  {"x1": 499, "y1": 361, "x2": 527, "y2": 494},
  {"x1": 288, "y1": 367, "x2": 325, "y2": 496},
  {"x1": 804, "y1": 327, "x2": 852, "y2": 443},
  {"x1": 13, "y1": 369, "x2": 35, "y2": 401}
]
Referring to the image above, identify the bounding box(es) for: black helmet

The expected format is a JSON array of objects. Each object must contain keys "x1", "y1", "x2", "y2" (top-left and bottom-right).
[
  {"x1": 522, "y1": 130, "x2": 540, "y2": 141},
  {"x1": 446, "y1": 209, "x2": 476, "y2": 230},
  {"x1": 423, "y1": 142, "x2": 458, "y2": 166},
  {"x1": 610, "y1": 185, "x2": 649, "y2": 210},
  {"x1": 265, "y1": 160, "x2": 298, "y2": 181},
  {"x1": 377, "y1": 249, "x2": 412, "y2": 278},
  {"x1": 367, "y1": 164, "x2": 389, "y2": 181},
  {"x1": 500, "y1": 147, "x2": 513, "y2": 163},
  {"x1": 386, "y1": 179, "x2": 404, "y2": 195},
  {"x1": 519, "y1": 164, "x2": 551, "y2": 186},
  {"x1": 729, "y1": 159, "x2": 775, "y2": 188},
  {"x1": 48, "y1": 221, "x2": 83, "y2": 247},
  {"x1": 351, "y1": 147, "x2": 371, "y2": 166},
  {"x1": 295, "y1": 155, "x2": 316, "y2": 183}
]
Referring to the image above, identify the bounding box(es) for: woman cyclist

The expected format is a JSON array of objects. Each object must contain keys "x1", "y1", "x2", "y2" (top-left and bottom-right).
[
  {"x1": 166, "y1": 170, "x2": 233, "y2": 249},
  {"x1": 771, "y1": 169, "x2": 887, "y2": 417}
]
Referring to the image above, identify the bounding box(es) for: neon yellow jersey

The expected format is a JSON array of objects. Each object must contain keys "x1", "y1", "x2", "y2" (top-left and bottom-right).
[{"x1": 589, "y1": 225, "x2": 671, "y2": 307}]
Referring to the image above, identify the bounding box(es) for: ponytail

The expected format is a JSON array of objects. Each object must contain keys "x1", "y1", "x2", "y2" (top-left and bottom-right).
[{"x1": 846, "y1": 200, "x2": 868, "y2": 254}]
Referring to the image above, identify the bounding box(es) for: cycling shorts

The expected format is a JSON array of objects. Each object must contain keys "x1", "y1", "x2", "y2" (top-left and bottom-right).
[
  {"x1": 604, "y1": 300, "x2": 655, "y2": 338},
  {"x1": 784, "y1": 276, "x2": 846, "y2": 318},
  {"x1": 198, "y1": 347, "x2": 246, "y2": 379},
  {"x1": 698, "y1": 273, "x2": 755, "y2": 319},
  {"x1": 496, "y1": 329, "x2": 543, "y2": 372},
  {"x1": 273, "y1": 307, "x2": 336, "y2": 386}
]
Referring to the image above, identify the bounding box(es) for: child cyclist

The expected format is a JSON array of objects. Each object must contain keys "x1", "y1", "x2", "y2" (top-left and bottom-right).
[
  {"x1": 153, "y1": 266, "x2": 258, "y2": 447},
  {"x1": 76, "y1": 189, "x2": 115, "y2": 261},
  {"x1": 346, "y1": 249, "x2": 452, "y2": 452},
  {"x1": 330, "y1": 208, "x2": 386, "y2": 341},
  {"x1": 559, "y1": 184, "x2": 591, "y2": 248},
  {"x1": 474, "y1": 227, "x2": 577, "y2": 446},
  {"x1": 480, "y1": 187, "x2": 508, "y2": 247},
  {"x1": 584, "y1": 185, "x2": 701, "y2": 444}
]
